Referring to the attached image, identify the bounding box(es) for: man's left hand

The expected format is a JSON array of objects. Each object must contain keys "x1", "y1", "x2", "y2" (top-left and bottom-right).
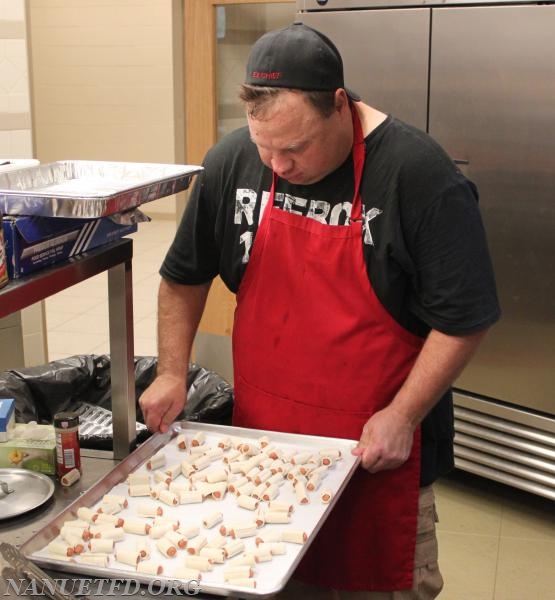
[{"x1": 351, "y1": 406, "x2": 415, "y2": 473}]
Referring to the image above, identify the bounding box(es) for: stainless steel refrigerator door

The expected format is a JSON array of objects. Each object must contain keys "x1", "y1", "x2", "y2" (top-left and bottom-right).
[
  {"x1": 297, "y1": 8, "x2": 430, "y2": 131},
  {"x1": 429, "y1": 5, "x2": 555, "y2": 414}
]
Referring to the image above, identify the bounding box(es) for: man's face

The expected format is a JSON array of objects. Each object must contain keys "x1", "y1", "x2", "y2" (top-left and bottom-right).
[{"x1": 247, "y1": 90, "x2": 353, "y2": 186}]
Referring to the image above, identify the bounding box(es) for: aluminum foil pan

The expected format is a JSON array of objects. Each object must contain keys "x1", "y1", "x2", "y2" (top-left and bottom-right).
[{"x1": 0, "y1": 160, "x2": 203, "y2": 218}]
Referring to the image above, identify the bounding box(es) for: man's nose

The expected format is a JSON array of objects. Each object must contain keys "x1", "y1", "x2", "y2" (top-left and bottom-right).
[{"x1": 271, "y1": 154, "x2": 294, "y2": 177}]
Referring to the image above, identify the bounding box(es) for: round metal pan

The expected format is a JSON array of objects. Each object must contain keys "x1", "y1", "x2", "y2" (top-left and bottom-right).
[{"x1": 0, "y1": 468, "x2": 55, "y2": 519}]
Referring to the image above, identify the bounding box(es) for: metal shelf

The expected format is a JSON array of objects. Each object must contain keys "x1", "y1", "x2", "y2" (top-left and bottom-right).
[{"x1": 0, "y1": 238, "x2": 137, "y2": 459}]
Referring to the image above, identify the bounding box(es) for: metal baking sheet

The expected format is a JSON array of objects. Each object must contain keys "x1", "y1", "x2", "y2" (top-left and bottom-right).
[
  {"x1": 0, "y1": 160, "x2": 203, "y2": 218},
  {"x1": 21, "y1": 422, "x2": 360, "y2": 598},
  {"x1": 0, "y1": 468, "x2": 55, "y2": 520}
]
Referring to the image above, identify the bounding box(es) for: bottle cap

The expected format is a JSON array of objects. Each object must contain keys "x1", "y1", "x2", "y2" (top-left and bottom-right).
[{"x1": 54, "y1": 411, "x2": 79, "y2": 429}]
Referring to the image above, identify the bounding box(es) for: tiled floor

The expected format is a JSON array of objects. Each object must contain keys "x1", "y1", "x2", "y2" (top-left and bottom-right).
[
  {"x1": 45, "y1": 216, "x2": 173, "y2": 361},
  {"x1": 43, "y1": 218, "x2": 555, "y2": 600}
]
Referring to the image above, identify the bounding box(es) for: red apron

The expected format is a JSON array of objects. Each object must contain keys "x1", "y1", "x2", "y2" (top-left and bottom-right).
[{"x1": 232, "y1": 106, "x2": 424, "y2": 591}]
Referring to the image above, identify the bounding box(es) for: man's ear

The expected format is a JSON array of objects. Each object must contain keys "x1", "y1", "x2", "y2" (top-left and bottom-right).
[{"x1": 334, "y1": 88, "x2": 350, "y2": 113}]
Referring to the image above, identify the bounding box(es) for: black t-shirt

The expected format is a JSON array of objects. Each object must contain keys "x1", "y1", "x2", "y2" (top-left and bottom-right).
[{"x1": 162, "y1": 115, "x2": 501, "y2": 485}]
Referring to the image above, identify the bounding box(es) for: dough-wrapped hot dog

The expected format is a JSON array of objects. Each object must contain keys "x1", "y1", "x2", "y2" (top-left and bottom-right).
[
  {"x1": 115, "y1": 547, "x2": 141, "y2": 566},
  {"x1": 88, "y1": 538, "x2": 114, "y2": 554},
  {"x1": 164, "y1": 529, "x2": 188, "y2": 549},
  {"x1": 59, "y1": 531, "x2": 85, "y2": 554},
  {"x1": 128, "y1": 483, "x2": 151, "y2": 497},
  {"x1": 136, "y1": 539, "x2": 151, "y2": 560},
  {"x1": 294, "y1": 480, "x2": 310, "y2": 505},
  {"x1": 202, "y1": 511, "x2": 223, "y2": 529},
  {"x1": 98, "y1": 501, "x2": 122, "y2": 515},
  {"x1": 153, "y1": 470, "x2": 171, "y2": 486},
  {"x1": 91, "y1": 526, "x2": 125, "y2": 541},
  {"x1": 146, "y1": 452, "x2": 166, "y2": 470},
  {"x1": 164, "y1": 462, "x2": 182, "y2": 480},
  {"x1": 93, "y1": 513, "x2": 124, "y2": 527},
  {"x1": 227, "y1": 476, "x2": 248, "y2": 494},
  {"x1": 261, "y1": 542, "x2": 286, "y2": 556},
  {"x1": 123, "y1": 518, "x2": 150, "y2": 536},
  {"x1": 76, "y1": 507, "x2": 96, "y2": 523},
  {"x1": 320, "y1": 489, "x2": 334, "y2": 504},
  {"x1": 307, "y1": 473, "x2": 322, "y2": 491},
  {"x1": 60, "y1": 468, "x2": 81, "y2": 487},
  {"x1": 205, "y1": 467, "x2": 228, "y2": 483},
  {"x1": 255, "y1": 530, "x2": 283, "y2": 546},
  {"x1": 223, "y1": 539, "x2": 245, "y2": 559},
  {"x1": 47, "y1": 540, "x2": 74, "y2": 557},
  {"x1": 264, "y1": 511, "x2": 292, "y2": 524},
  {"x1": 282, "y1": 529, "x2": 308, "y2": 544},
  {"x1": 199, "y1": 546, "x2": 225, "y2": 563},
  {"x1": 76, "y1": 553, "x2": 110, "y2": 567},
  {"x1": 191, "y1": 431, "x2": 206, "y2": 447},
  {"x1": 156, "y1": 537, "x2": 177, "y2": 558},
  {"x1": 178, "y1": 490, "x2": 203, "y2": 505},
  {"x1": 267, "y1": 501, "x2": 294, "y2": 514},
  {"x1": 158, "y1": 489, "x2": 179, "y2": 506},
  {"x1": 228, "y1": 554, "x2": 257, "y2": 566},
  {"x1": 184, "y1": 555, "x2": 213, "y2": 572},
  {"x1": 229, "y1": 523, "x2": 257, "y2": 539},
  {"x1": 127, "y1": 473, "x2": 150, "y2": 486},
  {"x1": 137, "y1": 501, "x2": 163, "y2": 517},
  {"x1": 137, "y1": 560, "x2": 163, "y2": 575},
  {"x1": 148, "y1": 524, "x2": 173, "y2": 539},
  {"x1": 186, "y1": 535, "x2": 207, "y2": 555},
  {"x1": 177, "y1": 524, "x2": 200, "y2": 539}
]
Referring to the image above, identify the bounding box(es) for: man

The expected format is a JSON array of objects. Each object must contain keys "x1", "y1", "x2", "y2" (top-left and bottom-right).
[{"x1": 140, "y1": 23, "x2": 500, "y2": 598}]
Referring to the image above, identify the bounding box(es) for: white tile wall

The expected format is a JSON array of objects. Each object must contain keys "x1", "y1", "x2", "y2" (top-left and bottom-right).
[
  {"x1": 0, "y1": 0, "x2": 25, "y2": 22},
  {"x1": 1, "y1": 0, "x2": 46, "y2": 368},
  {"x1": 0, "y1": 1, "x2": 33, "y2": 155},
  {"x1": 27, "y1": 0, "x2": 180, "y2": 216}
]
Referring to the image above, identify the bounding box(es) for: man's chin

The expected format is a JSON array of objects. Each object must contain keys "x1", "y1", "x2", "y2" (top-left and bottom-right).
[{"x1": 283, "y1": 173, "x2": 316, "y2": 186}]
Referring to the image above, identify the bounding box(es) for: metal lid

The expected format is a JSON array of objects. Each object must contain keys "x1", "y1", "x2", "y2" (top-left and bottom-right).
[
  {"x1": 0, "y1": 468, "x2": 55, "y2": 520},
  {"x1": 53, "y1": 411, "x2": 79, "y2": 429}
]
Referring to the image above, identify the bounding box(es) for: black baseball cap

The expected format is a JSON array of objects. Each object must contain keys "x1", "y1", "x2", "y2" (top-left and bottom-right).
[{"x1": 245, "y1": 22, "x2": 360, "y2": 101}]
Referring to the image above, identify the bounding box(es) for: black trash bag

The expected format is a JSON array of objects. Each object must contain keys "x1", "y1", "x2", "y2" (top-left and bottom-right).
[
  {"x1": 0, "y1": 355, "x2": 234, "y2": 450},
  {"x1": 181, "y1": 362, "x2": 234, "y2": 425}
]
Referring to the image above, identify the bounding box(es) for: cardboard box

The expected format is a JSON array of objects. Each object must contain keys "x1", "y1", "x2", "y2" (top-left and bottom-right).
[
  {"x1": 0, "y1": 423, "x2": 56, "y2": 474},
  {"x1": 0, "y1": 398, "x2": 15, "y2": 441},
  {"x1": 2, "y1": 213, "x2": 138, "y2": 279}
]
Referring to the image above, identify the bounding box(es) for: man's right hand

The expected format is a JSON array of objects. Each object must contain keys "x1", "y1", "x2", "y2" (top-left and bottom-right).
[{"x1": 139, "y1": 373, "x2": 187, "y2": 433}]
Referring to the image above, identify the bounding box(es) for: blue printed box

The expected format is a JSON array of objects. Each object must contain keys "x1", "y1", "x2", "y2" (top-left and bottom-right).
[
  {"x1": 2, "y1": 214, "x2": 137, "y2": 279},
  {"x1": 0, "y1": 398, "x2": 16, "y2": 442}
]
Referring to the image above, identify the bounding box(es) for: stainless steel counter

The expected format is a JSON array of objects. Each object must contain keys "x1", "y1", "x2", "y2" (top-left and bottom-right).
[{"x1": 0, "y1": 457, "x2": 225, "y2": 598}]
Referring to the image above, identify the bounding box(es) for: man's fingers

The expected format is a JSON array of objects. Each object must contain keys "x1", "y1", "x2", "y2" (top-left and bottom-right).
[
  {"x1": 159, "y1": 399, "x2": 183, "y2": 433},
  {"x1": 361, "y1": 446, "x2": 382, "y2": 471}
]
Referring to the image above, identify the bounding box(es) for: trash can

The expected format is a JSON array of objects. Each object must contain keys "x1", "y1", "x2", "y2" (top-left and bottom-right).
[{"x1": 0, "y1": 355, "x2": 234, "y2": 450}]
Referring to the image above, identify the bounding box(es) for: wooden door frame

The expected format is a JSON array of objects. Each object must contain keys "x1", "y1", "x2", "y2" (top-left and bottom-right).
[
  {"x1": 183, "y1": 0, "x2": 295, "y2": 337},
  {"x1": 184, "y1": 0, "x2": 295, "y2": 165}
]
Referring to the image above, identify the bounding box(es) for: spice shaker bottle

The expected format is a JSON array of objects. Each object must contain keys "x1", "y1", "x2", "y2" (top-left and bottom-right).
[{"x1": 54, "y1": 411, "x2": 81, "y2": 478}]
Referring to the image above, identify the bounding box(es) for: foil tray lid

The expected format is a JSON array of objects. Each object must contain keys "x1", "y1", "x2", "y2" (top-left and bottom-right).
[{"x1": 0, "y1": 160, "x2": 203, "y2": 218}]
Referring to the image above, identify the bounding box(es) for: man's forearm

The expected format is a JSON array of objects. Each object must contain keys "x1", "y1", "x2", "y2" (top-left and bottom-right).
[
  {"x1": 391, "y1": 328, "x2": 489, "y2": 429},
  {"x1": 354, "y1": 327, "x2": 490, "y2": 471},
  {"x1": 156, "y1": 278, "x2": 212, "y2": 378}
]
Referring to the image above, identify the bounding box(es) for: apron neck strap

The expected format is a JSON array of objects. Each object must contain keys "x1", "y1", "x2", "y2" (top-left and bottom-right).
[{"x1": 350, "y1": 103, "x2": 365, "y2": 221}]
